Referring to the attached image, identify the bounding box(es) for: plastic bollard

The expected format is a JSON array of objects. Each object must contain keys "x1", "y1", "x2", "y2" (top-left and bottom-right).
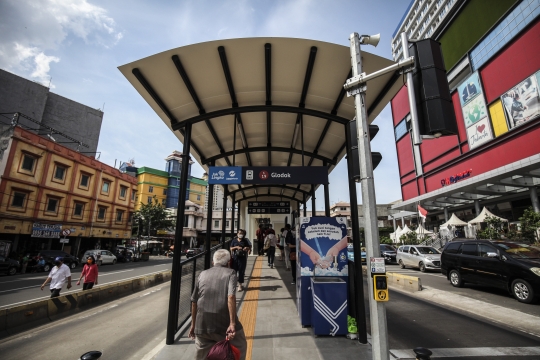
[{"x1": 414, "y1": 347, "x2": 432, "y2": 360}]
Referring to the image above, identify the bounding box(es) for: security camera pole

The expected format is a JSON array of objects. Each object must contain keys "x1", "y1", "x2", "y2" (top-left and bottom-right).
[{"x1": 345, "y1": 32, "x2": 414, "y2": 360}]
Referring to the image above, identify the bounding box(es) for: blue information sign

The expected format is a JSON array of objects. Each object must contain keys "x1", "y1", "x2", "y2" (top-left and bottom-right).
[{"x1": 208, "y1": 166, "x2": 242, "y2": 184}]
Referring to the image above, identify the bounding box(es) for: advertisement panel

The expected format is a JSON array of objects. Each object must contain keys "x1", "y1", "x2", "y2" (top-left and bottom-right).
[
  {"x1": 32, "y1": 223, "x2": 62, "y2": 238},
  {"x1": 462, "y1": 94, "x2": 488, "y2": 128},
  {"x1": 466, "y1": 117, "x2": 494, "y2": 150},
  {"x1": 502, "y1": 71, "x2": 540, "y2": 129},
  {"x1": 458, "y1": 72, "x2": 482, "y2": 106}
]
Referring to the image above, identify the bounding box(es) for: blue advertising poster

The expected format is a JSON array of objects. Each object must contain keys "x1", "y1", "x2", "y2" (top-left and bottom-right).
[
  {"x1": 207, "y1": 166, "x2": 242, "y2": 184},
  {"x1": 299, "y1": 217, "x2": 348, "y2": 276}
]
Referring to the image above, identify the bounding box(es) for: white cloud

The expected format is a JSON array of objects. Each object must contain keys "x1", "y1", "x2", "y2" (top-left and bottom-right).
[{"x1": 0, "y1": 0, "x2": 122, "y2": 85}]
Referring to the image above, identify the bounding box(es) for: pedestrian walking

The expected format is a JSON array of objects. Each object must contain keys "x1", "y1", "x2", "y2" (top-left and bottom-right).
[
  {"x1": 77, "y1": 255, "x2": 98, "y2": 290},
  {"x1": 282, "y1": 224, "x2": 292, "y2": 270},
  {"x1": 231, "y1": 229, "x2": 252, "y2": 292},
  {"x1": 286, "y1": 226, "x2": 297, "y2": 284},
  {"x1": 40, "y1": 257, "x2": 72, "y2": 298},
  {"x1": 21, "y1": 254, "x2": 29, "y2": 274},
  {"x1": 265, "y1": 231, "x2": 278, "y2": 268},
  {"x1": 189, "y1": 249, "x2": 247, "y2": 360},
  {"x1": 255, "y1": 224, "x2": 265, "y2": 256}
]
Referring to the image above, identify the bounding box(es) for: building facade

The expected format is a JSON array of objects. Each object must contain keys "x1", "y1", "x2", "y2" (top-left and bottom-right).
[
  {"x1": 0, "y1": 125, "x2": 137, "y2": 257},
  {"x1": 390, "y1": 0, "x2": 540, "y2": 227}
]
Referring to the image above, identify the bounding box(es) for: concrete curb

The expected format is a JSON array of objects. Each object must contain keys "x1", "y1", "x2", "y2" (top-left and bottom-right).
[
  {"x1": 0, "y1": 270, "x2": 172, "y2": 339},
  {"x1": 387, "y1": 272, "x2": 422, "y2": 292}
]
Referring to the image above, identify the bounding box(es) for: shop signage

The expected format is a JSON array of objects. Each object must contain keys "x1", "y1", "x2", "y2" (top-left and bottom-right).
[
  {"x1": 208, "y1": 166, "x2": 328, "y2": 185},
  {"x1": 32, "y1": 223, "x2": 62, "y2": 238},
  {"x1": 441, "y1": 169, "x2": 472, "y2": 187}
]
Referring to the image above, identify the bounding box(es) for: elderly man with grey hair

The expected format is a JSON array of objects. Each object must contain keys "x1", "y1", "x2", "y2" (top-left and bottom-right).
[{"x1": 188, "y1": 249, "x2": 247, "y2": 359}]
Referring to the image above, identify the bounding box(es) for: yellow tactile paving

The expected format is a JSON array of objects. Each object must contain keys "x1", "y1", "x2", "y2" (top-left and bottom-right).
[{"x1": 238, "y1": 256, "x2": 263, "y2": 360}]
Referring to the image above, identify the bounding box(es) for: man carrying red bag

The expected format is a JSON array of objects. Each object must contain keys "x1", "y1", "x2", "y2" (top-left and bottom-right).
[{"x1": 189, "y1": 249, "x2": 247, "y2": 359}]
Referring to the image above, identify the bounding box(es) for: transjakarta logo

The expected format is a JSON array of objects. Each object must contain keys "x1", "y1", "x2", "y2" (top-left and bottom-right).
[
  {"x1": 258, "y1": 170, "x2": 292, "y2": 180},
  {"x1": 229, "y1": 170, "x2": 236, "y2": 177},
  {"x1": 441, "y1": 169, "x2": 472, "y2": 187}
]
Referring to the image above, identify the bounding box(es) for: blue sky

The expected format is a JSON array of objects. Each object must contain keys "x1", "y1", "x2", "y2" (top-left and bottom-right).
[{"x1": 0, "y1": 0, "x2": 411, "y2": 208}]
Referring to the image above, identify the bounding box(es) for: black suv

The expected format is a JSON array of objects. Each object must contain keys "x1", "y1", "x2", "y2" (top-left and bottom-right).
[
  {"x1": 0, "y1": 255, "x2": 19, "y2": 275},
  {"x1": 38, "y1": 250, "x2": 79, "y2": 272},
  {"x1": 380, "y1": 244, "x2": 397, "y2": 264},
  {"x1": 441, "y1": 239, "x2": 540, "y2": 303}
]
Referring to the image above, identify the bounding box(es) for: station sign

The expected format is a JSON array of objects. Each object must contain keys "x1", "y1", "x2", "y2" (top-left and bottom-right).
[
  {"x1": 248, "y1": 201, "x2": 290, "y2": 214},
  {"x1": 208, "y1": 166, "x2": 328, "y2": 185}
]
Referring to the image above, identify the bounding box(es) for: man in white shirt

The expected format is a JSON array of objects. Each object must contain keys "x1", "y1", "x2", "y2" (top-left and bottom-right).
[{"x1": 41, "y1": 257, "x2": 72, "y2": 298}]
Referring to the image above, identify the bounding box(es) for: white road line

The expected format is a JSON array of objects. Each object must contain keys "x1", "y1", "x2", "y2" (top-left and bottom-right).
[
  {"x1": 99, "y1": 269, "x2": 134, "y2": 276},
  {"x1": 0, "y1": 276, "x2": 47, "y2": 284},
  {"x1": 390, "y1": 346, "x2": 540, "y2": 359},
  {"x1": 153, "y1": 264, "x2": 168, "y2": 266},
  {"x1": 0, "y1": 284, "x2": 41, "y2": 293}
]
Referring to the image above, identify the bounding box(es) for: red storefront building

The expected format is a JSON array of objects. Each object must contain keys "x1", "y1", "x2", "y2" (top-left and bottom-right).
[{"x1": 390, "y1": 0, "x2": 540, "y2": 227}]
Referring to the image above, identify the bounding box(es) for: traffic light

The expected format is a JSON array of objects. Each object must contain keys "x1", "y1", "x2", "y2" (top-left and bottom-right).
[
  {"x1": 347, "y1": 119, "x2": 382, "y2": 182},
  {"x1": 410, "y1": 39, "x2": 458, "y2": 136}
]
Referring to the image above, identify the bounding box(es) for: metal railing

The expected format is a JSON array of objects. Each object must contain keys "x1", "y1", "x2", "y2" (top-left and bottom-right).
[{"x1": 173, "y1": 241, "x2": 231, "y2": 335}]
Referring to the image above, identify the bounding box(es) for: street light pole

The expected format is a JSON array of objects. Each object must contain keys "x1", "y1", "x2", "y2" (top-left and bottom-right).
[{"x1": 348, "y1": 32, "x2": 389, "y2": 360}]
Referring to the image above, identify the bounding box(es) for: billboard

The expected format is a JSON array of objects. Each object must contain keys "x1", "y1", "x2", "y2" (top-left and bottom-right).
[
  {"x1": 502, "y1": 71, "x2": 540, "y2": 129},
  {"x1": 466, "y1": 117, "x2": 494, "y2": 150},
  {"x1": 32, "y1": 223, "x2": 62, "y2": 238}
]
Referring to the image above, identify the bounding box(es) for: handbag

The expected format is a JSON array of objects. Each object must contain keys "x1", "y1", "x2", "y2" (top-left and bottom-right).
[
  {"x1": 263, "y1": 238, "x2": 271, "y2": 250},
  {"x1": 236, "y1": 249, "x2": 246, "y2": 258},
  {"x1": 206, "y1": 339, "x2": 235, "y2": 360},
  {"x1": 289, "y1": 250, "x2": 297, "y2": 261}
]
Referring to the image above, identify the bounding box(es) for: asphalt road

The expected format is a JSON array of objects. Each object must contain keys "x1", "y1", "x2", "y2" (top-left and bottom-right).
[
  {"x1": 0, "y1": 256, "x2": 174, "y2": 309},
  {"x1": 385, "y1": 264, "x2": 540, "y2": 317}
]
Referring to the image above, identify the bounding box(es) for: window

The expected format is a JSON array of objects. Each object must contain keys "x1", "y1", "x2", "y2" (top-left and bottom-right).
[
  {"x1": 478, "y1": 244, "x2": 497, "y2": 257},
  {"x1": 116, "y1": 210, "x2": 124, "y2": 222},
  {"x1": 73, "y1": 202, "x2": 84, "y2": 217},
  {"x1": 147, "y1": 196, "x2": 152, "y2": 204},
  {"x1": 80, "y1": 173, "x2": 90, "y2": 188},
  {"x1": 444, "y1": 242, "x2": 461, "y2": 254},
  {"x1": 214, "y1": 220, "x2": 219, "y2": 228},
  {"x1": 184, "y1": 215, "x2": 189, "y2": 227},
  {"x1": 46, "y1": 198, "x2": 58, "y2": 213},
  {"x1": 97, "y1": 207, "x2": 106, "y2": 220},
  {"x1": 461, "y1": 243, "x2": 477, "y2": 256},
  {"x1": 11, "y1": 192, "x2": 26, "y2": 208},
  {"x1": 162, "y1": 199, "x2": 166, "y2": 206},
  {"x1": 128, "y1": 212, "x2": 133, "y2": 224},
  {"x1": 197, "y1": 195, "x2": 201, "y2": 201},
  {"x1": 119, "y1": 186, "x2": 128, "y2": 199},
  {"x1": 149, "y1": 186, "x2": 154, "y2": 193},
  {"x1": 340, "y1": 207, "x2": 347, "y2": 211},
  {"x1": 21, "y1": 154, "x2": 36, "y2": 172},
  {"x1": 54, "y1": 165, "x2": 66, "y2": 181},
  {"x1": 163, "y1": 189, "x2": 167, "y2": 195},
  {"x1": 131, "y1": 190, "x2": 136, "y2": 201},
  {"x1": 234, "y1": 220, "x2": 238, "y2": 229},
  {"x1": 226, "y1": 220, "x2": 230, "y2": 228},
  {"x1": 395, "y1": 116, "x2": 410, "y2": 140},
  {"x1": 102, "y1": 181, "x2": 110, "y2": 194}
]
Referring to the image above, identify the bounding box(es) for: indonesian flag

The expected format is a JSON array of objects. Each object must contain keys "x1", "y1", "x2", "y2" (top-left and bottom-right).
[{"x1": 418, "y1": 205, "x2": 428, "y2": 220}]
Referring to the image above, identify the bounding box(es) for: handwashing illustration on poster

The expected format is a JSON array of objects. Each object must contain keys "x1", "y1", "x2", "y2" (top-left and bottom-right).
[{"x1": 299, "y1": 216, "x2": 349, "y2": 276}]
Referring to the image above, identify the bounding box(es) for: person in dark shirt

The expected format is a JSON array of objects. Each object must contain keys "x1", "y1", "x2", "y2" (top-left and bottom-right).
[{"x1": 230, "y1": 229, "x2": 252, "y2": 292}]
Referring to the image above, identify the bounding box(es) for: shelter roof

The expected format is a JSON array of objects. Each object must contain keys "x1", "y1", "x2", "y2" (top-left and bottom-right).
[{"x1": 119, "y1": 37, "x2": 401, "y2": 202}]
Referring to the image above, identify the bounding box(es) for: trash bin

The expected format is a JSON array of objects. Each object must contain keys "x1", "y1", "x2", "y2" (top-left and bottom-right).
[
  {"x1": 311, "y1": 277, "x2": 348, "y2": 336},
  {"x1": 141, "y1": 252, "x2": 150, "y2": 261}
]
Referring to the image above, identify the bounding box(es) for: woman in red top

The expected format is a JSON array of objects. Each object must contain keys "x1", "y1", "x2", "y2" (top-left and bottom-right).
[{"x1": 77, "y1": 255, "x2": 98, "y2": 290}]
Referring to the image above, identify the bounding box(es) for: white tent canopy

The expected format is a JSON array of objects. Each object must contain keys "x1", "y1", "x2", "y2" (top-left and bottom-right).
[
  {"x1": 396, "y1": 225, "x2": 413, "y2": 239},
  {"x1": 390, "y1": 226, "x2": 402, "y2": 241},
  {"x1": 468, "y1": 207, "x2": 508, "y2": 224},
  {"x1": 440, "y1": 214, "x2": 468, "y2": 228},
  {"x1": 415, "y1": 224, "x2": 433, "y2": 234}
]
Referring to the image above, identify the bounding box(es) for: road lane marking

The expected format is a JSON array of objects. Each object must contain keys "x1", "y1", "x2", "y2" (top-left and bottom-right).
[
  {"x1": 390, "y1": 346, "x2": 540, "y2": 358},
  {"x1": 99, "y1": 269, "x2": 134, "y2": 276},
  {"x1": 0, "y1": 276, "x2": 47, "y2": 283},
  {"x1": 238, "y1": 256, "x2": 263, "y2": 360},
  {"x1": 0, "y1": 285, "x2": 40, "y2": 293}
]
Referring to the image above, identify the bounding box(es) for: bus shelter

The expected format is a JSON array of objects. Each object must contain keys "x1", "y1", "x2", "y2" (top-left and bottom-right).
[{"x1": 119, "y1": 37, "x2": 403, "y2": 345}]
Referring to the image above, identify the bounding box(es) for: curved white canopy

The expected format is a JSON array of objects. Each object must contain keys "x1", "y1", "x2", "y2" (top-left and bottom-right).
[
  {"x1": 390, "y1": 225, "x2": 403, "y2": 241},
  {"x1": 440, "y1": 213, "x2": 468, "y2": 227},
  {"x1": 468, "y1": 207, "x2": 508, "y2": 224},
  {"x1": 415, "y1": 224, "x2": 433, "y2": 234}
]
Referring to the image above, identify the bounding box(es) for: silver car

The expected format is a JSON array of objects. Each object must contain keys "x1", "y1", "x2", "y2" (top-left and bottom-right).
[
  {"x1": 396, "y1": 245, "x2": 441, "y2": 272},
  {"x1": 82, "y1": 250, "x2": 117, "y2": 266}
]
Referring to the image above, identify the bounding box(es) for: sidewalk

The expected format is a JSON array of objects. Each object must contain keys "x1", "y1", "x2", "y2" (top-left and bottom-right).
[{"x1": 156, "y1": 254, "x2": 372, "y2": 360}]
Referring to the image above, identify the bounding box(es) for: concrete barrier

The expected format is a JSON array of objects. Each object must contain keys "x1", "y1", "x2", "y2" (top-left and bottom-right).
[
  {"x1": 387, "y1": 272, "x2": 422, "y2": 292},
  {"x1": 162, "y1": 270, "x2": 172, "y2": 282},
  {"x1": 76, "y1": 288, "x2": 101, "y2": 309},
  {"x1": 132, "y1": 277, "x2": 145, "y2": 292},
  {"x1": 116, "y1": 280, "x2": 133, "y2": 297},
  {"x1": 144, "y1": 274, "x2": 155, "y2": 289},
  {"x1": 6, "y1": 300, "x2": 49, "y2": 335},
  {"x1": 48, "y1": 294, "x2": 78, "y2": 321},
  {"x1": 0, "y1": 309, "x2": 7, "y2": 338},
  {"x1": 98, "y1": 283, "x2": 118, "y2": 303},
  {"x1": 154, "y1": 272, "x2": 164, "y2": 284}
]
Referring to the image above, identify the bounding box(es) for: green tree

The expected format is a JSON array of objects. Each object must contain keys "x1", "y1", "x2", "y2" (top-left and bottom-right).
[
  {"x1": 519, "y1": 207, "x2": 540, "y2": 243},
  {"x1": 133, "y1": 196, "x2": 174, "y2": 237},
  {"x1": 380, "y1": 236, "x2": 393, "y2": 245},
  {"x1": 399, "y1": 231, "x2": 418, "y2": 245},
  {"x1": 476, "y1": 215, "x2": 504, "y2": 240}
]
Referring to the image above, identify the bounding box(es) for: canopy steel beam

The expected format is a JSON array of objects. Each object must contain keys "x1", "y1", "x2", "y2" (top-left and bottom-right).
[
  {"x1": 229, "y1": 184, "x2": 310, "y2": 197},
  {"x1": 218, "y1": 46, "x2": 252, "y2": 166},
  {"x1": 201, "y1": 146, "x2": 336, "y2": 166},
  {"x1": 170, "y1": 104, "x2": 350, "y2": 130},
  {"x1": 288, "y1": 46, "x2": 317, "y2": 166},
  {"x1": 265, "y1": 43, "x2": 272, "y2": 166}
]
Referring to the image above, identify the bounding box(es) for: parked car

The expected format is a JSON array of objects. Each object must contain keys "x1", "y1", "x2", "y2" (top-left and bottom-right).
[
  {"x1": 38, "y1": 250, "x2": 79, "y2": 271},
  {"x1": 396, "y1": 245, "x2": 441, "y2": 272},
  {"x1": 0, "y1": 255, "x2": 19, "y2": 275},
  {"x1": 380, "y1": 244, "x2": 397, "y2": 264},
  {"x1": 441, "y1": 239, "x2": 540, "y2": 304},
  {"x1": 82, "y1": 250, "x2": 117, "y2": 266},
  {"x1": 186, "y1": 248, "x2": 203, "y2": 258},
  {"x1": 347, "y1": 244, "x2": 367, "y2": 263}
]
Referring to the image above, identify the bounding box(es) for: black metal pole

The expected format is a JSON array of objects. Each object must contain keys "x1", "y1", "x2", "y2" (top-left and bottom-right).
[
  {"x1": 230, "y1": 193, "x2": 236, "y2": 237},
  {"x1": 324, "y1": 161, "x2": 330, "y2": 217},
  {"x1": 303, "y1": 193, "x2": 307, "y2": 217},
  {"x1": 221, "y1": 186, "x2": 229, "y2": 244},
  {"x1": 345, "y1": 122, "x2": 368, "y2": 344},
  {"x1": 204, "y1": 161, "x2": 215, "y2": 270},
  {"x1": 166, "y1": 122, "x2": 192, "y2": 345},
  {"x1": 311, "y1": 184, "x2": 316, "y2": 216},
  {"x1": 236, "y1": 201, "x2": 241, "y2": 232}
]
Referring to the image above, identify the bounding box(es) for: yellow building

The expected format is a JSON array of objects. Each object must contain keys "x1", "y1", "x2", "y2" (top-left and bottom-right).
[
  {"x1": 0, "y1": 126, "x2": 138, "y2": 257},
  {"x1": 188, "y1": 177, "x2": 207, "y2": 208},
  {"x1": 135, "y1": 167, "x2": 169, "y2": 210}
]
